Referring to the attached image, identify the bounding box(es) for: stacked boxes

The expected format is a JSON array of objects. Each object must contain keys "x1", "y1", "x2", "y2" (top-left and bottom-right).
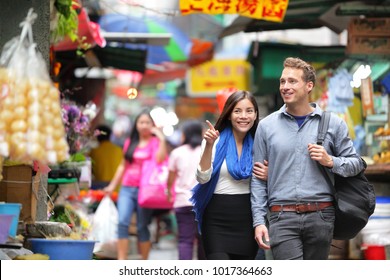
[
  {"x1": 0, "y1": 165, "x2": 37, "y2": 223},
  {"x1": 346, "y1": 18, "x2": 390, "y2": 55}
]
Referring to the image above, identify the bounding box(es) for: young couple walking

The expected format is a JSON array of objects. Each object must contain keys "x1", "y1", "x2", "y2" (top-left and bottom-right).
[
  {"x1": 192, "y1": 57, "x2": 364, "y2": 260},
  {"x1": 105, "y1": 57, "x2": 363, "y2": 260}
]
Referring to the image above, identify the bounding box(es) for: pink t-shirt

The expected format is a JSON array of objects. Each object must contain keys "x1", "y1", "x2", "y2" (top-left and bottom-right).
[
  {"x1": 121, "y1": 137, "x2": 160, "y2": 187},
  {"x1": 168, "y1": 144, "x2": 201, "y2": 208}
]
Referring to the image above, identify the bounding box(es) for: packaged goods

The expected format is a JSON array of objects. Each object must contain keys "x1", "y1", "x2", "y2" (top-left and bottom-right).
[{"x1": 0, "y1": 9, "x2": 69, "y2": 164}]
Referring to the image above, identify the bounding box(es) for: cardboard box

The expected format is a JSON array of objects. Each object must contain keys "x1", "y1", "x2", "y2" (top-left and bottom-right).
[
  {"x1": 349, "y1": 18, "x2": 390, "y2": 37},
  {"x1": 346, "y1": 35, "x2": 390, "y2": 55},
  {"x1": 0, "y1": 165, "x2": 37, "y2": 223}
]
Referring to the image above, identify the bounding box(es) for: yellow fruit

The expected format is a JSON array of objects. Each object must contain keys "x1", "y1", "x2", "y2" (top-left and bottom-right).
[
  {"x1": 0, "y1": 110, "x2": 14, "y2": 124},
  {"x1": 27, "y1": 88, "x2": 39, "y2": 101},
  {"x1": 2, "y1": 96, "x2": 14, "y2": 109},
  {"x1": 52, "y1": 128, "x2": 65, "y2": 139},
  {"x1": 14, "y1": 106, "x2": 28, "y2": 120},
  {"x1": 28, "y1": 130, "x2": 43, "y2": 144},
  {"x1": 52, "y1": 117, "x2": 64, "y2": 128},
  {"x1": 13, "y1": 142, "x2": 27, "y2": 157},
  {"x1": 11, "y1": 120, "x2": 28, "y2": 132},
  {"x1": 374, "y1": 127, "x2": 384, "y2": 136},
  {"x1": 28, "y1": 115, "x2": 42, "y2": 130},
  {"x1": 10, "y1": 132, "x2": 25, "y2": 145},
  {"x1": 13, "y1": 93, "x2": 28, "y2": 107},
  {"x1": 28, "y1": 143, "x2": 45, "y2": 160},
  {"x1": 13, "y1": 254, "x2": 50, "y2": 260}
]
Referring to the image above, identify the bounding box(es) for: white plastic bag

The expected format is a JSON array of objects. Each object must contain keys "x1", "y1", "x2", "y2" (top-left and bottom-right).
[
  {"x1": 89, "y1": 195, "x2": 118, "y2": 253},
  {"x1": 0, "y1": 9, "x2": 69, "y2": 163}
]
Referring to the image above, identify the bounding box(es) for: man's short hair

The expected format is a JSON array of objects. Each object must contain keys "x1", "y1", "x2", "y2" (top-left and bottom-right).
[{"x1": 283, "y1": 57, "x2": 316, "y2": 86}]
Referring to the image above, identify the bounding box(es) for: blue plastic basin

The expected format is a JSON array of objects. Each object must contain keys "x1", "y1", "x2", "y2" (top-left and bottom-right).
[{"x1": 29, "y1": 239, "x2": 96, "y2": 260}]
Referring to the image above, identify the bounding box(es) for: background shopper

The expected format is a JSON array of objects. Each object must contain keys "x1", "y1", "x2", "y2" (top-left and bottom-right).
[
  {"x1": 167, "y1": 119, "x2": 206, "y2": 260},
  {"x1": 105, "y1": 109, "x2": 167, "y2": 260},
  {"x1": 89, "y1": 124, "x2": 122, "y2": 190}
]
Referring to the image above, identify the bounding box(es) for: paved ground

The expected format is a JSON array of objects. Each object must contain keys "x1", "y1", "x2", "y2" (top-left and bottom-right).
[
  {"x1": 126, "y1": 216, "x2": 179, "y2": 260},
  {"x1": 149, "y1": 234, "x2": 178, "y2": 260},
  {"x1": 148, "y1": 213, "x2": 178, "y2": 260}
]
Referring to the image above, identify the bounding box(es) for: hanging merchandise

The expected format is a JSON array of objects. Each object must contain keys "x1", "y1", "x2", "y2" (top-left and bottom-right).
[
  {"x1": 0, "y1": 9, "x2": 69, "y2": 164},
  {"x1": 381, "y1": 72, "x2": 390, "y2": 95},
  {"x1": 327, "y1": 69, "x2": 354, "y2": 113},
  {"x1": 310, "y1": 69, "x2": 329, "y2": 106},
  {"x1": 360, "y1": 77, "x2": 375, "y2": 117}
]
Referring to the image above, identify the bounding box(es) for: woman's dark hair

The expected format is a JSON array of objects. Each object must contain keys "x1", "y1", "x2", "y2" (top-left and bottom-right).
[
  {"x1": 95, "y1": 124, "x2": 112, "y2": 142},
  {"x1": 181, "y1": 120, "x2": 203, "y2": 149},
  {"x1": 124, "y1": 109, "x2": 155, "y2": 163},
  {"x1": 214, "y1": 90, "x2": 259, "y2": 138}
]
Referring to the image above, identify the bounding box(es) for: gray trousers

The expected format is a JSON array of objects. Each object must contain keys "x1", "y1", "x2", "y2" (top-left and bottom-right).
[{"x1": 268, "y1": 206, "x2": 335, "y2": 260}]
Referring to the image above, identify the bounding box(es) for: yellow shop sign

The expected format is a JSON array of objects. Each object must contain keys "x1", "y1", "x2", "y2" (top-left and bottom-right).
[
  {"x1": 186, "y1": 59, "x2": 252, "y2": 97},
  {"x1": 180, "y1": 0, "x2": 289, "y2": 22}
]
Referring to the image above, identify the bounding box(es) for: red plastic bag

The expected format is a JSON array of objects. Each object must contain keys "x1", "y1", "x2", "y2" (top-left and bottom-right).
[{"x1": 216, "y1": 87, "x2": 238, "y2": 112}]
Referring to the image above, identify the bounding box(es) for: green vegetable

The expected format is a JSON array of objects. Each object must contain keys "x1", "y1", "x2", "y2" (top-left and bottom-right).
[{"x1": 51, "y1": 0, "x2": 93, "y2": 56}]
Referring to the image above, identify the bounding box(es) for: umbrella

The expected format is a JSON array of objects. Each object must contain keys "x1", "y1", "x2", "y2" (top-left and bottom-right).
[{"x1": 98, "y1": 14, "x2": 193, "y2": 65}]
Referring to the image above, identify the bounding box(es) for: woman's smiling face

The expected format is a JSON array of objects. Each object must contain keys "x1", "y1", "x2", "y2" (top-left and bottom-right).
[{"x1": 229, "y1": 98, "x2": 257, "y2": 137}]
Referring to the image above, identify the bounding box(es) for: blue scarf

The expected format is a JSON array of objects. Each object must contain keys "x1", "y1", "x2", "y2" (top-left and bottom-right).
[{"x1": 190, "y1": 126, "x2": 254, "y2": 234}]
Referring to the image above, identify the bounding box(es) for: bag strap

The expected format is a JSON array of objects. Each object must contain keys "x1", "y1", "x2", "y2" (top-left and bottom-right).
[
  {"x1": 317, "y1": 111, "x2": 367, "y2": 188},
  {"x1": 316, "y1": 111, "x2": 336, "y2": 193},
  {"x1": 317, "y1": 111, "x2": 331, "y2": 145}
]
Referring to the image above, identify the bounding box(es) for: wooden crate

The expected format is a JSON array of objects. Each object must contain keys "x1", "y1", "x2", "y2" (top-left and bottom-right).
[
  {"x1": 349, "y1": 18, "x2": 390, "y2": 37},
  {"x1": 346, "y1": 35, "x2": 390, "y2": 55}
]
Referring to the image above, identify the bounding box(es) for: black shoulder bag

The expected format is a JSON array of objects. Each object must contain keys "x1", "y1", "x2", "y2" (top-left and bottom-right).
[{"x1": 317, "y1": 111, "x2": 376, "y2": 240}]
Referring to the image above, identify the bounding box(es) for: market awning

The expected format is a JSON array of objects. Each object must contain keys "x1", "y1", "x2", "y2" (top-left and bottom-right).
[
  {"x1": 64, "y1": 38, "x2": 213, "y2": 87},
  {"x1": 247, "y1": 41, "x2": 346, "y2": 95},
  {"x1": 55, "y1": 46, "x2": 148, "y2": 74},
  {"x1": 218, "y1": 0, "x2": 390, "y2": 39},
  {"x1": 141, "y1": 38, "x2": 214, "y2": 85},
  {"x1": 55, "y1": 36, "x2": 214, "y2": 86},
  {"x1": 54, "y1": 11, "x2": 215, "y2": 85}
]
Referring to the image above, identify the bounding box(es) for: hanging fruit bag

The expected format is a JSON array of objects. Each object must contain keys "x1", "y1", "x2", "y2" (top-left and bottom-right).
[{"x1": 0, "y1": 8, "x2": 69, "y2": 165}]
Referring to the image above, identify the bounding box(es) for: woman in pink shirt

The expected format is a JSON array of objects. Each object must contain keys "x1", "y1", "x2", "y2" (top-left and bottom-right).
[{"x1": 105, "y1": 109, "x2": 167, "y2": 260}]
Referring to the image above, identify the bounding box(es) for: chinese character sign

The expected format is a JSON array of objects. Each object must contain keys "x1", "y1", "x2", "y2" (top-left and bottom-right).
[
  {"x1": 180, "y1": 0, "x2": 289, "y2": 22},
  {"x1": 186, "y1": 59, "x2": 252, "y2": 97}
]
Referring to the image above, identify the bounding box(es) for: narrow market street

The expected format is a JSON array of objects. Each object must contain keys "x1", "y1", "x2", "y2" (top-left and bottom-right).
[{"x1": 1, "y1": 0, "x2": 390, "y2": 270}]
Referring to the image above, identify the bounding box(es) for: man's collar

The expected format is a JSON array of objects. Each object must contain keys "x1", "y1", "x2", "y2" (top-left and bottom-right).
[{"x1": 279, "y1": 103, "x2": 323, "y2": 117}]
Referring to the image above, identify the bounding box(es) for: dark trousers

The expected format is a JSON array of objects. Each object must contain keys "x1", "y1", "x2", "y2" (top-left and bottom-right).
[
  {"x1": 174, "y1": 206, "x2": 206, "y2": 260},
  {"x1": 269, "y1": 206, "x2": 335, "y2": 259}
]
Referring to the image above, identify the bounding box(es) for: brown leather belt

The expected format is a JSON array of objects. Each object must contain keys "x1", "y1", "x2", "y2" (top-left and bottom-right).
[{"x1": 269, "y1": 202, "x2": 333, "y2": 213}]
